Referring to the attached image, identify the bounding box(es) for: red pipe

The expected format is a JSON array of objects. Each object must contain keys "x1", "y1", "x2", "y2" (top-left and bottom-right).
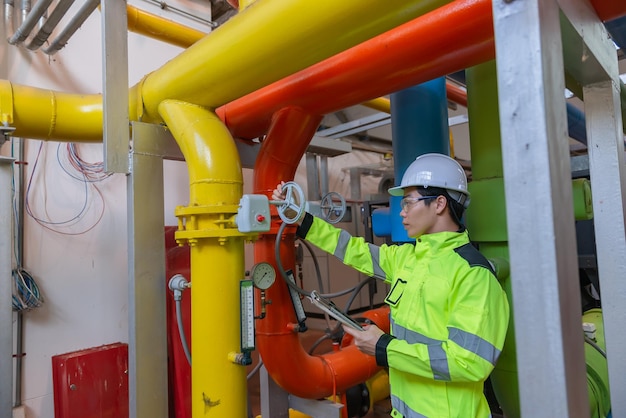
[
  {"x1": 217, "y1": 0, "x2": 493, "y2": 140},
  {"x1": 590, "y1": 0, "x2": 626, "y2": 22},
  {"x1": 253, "y1": 107, "x2": 390, "y2": 398}
]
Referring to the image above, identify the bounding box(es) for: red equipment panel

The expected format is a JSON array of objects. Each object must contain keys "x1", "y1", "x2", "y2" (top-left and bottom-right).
[{"x1": 52, "y1": 342, "x2": 128, "y2": 418}]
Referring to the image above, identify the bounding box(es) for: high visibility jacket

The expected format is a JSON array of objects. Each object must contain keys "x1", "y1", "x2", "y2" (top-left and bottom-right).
[{"x1": 297, "y1": 214, "x2": 509, "y2": 418}]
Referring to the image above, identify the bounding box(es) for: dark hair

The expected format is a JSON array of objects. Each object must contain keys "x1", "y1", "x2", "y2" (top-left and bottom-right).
[{"x1": 416, "y1": 186, "x2": 465, "y2": 227}]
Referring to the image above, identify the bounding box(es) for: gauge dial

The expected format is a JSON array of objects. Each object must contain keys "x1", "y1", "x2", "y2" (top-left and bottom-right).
[{"x1": 250, "y1": 262, "x2": 276, "y2": 290}]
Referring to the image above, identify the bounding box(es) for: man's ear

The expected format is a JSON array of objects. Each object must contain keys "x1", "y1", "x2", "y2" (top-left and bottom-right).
[{"x1": 435, "y1": 195, "x2": 448, "y2": 215}]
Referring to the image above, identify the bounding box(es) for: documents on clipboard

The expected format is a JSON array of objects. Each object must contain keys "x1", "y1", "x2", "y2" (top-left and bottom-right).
[{"x1": 309, "y1": 290, "x2": 364, "y2": 331}]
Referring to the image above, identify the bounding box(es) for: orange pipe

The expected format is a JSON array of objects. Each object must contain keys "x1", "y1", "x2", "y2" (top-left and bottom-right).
[
  {"x1": 589, "y1": 0, "x2": 626, "y2": 22},
  {"x1": 217, "y1": 0, "x2": 492, "y2": 140},
  {"x1": 446, "y1": 82, "x2": 467, "y2": 107},
  {"x1": 253, "y1": 107, "x2": 389, "y2": 398}
]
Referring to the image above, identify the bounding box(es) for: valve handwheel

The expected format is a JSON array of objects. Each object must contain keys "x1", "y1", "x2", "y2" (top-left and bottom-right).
[
  {"x1": 320, "y1": 191, "x2": 346, "y2": 224},
  {"x1": 277, "y1": 181, "x2": 306, "y2": 224}
]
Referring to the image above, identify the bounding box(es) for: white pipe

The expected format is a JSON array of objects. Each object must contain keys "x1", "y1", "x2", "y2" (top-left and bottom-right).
[
  {"x1": 42, "y1": 0, "x2": 99, "y2": 55},
  {"x1": 26, "y1": 0, "x2": 75, "y2": 50},
  {"x1": 8, "y1": 0, "x2": 51, "y2": 45},
  {"x1": 18, "y1": 0, "x2": 29, "y2": 28},
  {"x1": 3, "y1": 0, "x2": 14, "y2": 40}
]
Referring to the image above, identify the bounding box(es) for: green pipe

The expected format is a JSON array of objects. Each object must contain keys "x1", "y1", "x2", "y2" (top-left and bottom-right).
[{"x1": 465, "y1": 60, "x2": 520, "y2": 418}]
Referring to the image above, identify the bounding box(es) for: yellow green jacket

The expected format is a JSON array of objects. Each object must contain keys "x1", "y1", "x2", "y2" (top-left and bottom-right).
[{"x1": 297, "y1": 214, "x2": 510, "y2": 418}]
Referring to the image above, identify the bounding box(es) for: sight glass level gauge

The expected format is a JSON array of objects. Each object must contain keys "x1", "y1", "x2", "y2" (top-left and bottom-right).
[{"x1": 250, "y1": 262, "x2": 276, "y2": 290}]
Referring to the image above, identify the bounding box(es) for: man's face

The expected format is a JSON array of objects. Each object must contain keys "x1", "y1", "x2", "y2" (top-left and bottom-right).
[{"x1": 399, "y1": 187, "x2": 438, "y2": 238}]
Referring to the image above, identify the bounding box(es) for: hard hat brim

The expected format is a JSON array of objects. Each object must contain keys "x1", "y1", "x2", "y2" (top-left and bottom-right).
[{"x1": 388, "y1": 185, "x2": 405, "y2": 196}]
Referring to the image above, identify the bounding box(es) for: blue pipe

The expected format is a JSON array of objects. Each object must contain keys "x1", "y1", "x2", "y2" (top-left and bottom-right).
[{"x1": 387, "y1": 78, "x2": 450, "y2": 243}]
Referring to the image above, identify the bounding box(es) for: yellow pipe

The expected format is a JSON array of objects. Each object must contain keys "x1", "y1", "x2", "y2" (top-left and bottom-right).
[
  {"x1": 139, "y1": 0, "x2": 452, "y2": 119},
  {"x1": 361, "y1": 97, "x2": 391, "y2": 113},
  {"x1": 126, "y1": 4, "x2": 206, "y2": 49},
  {"x1": 0, "y1": 80, "x2": 103, "y2": 142},
  {"x1": 2, "y1": 0, "x2": 451, "y2": 140},
  {"x1": 158, "y1": 100, "x2": 246, "y2": 417}
]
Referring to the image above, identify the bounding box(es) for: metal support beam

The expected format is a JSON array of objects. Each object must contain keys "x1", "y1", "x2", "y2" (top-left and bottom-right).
[
  {"x1": 102, "y1": 0, "x2": 130, "y2": 173},
  {"x1": 560, "y1": 0, "x2": 626, "y2": 414},
  {"x1": 583, "y1": 80, "x2": 626, "y2": 417},
  {"x1": 493, "y1": 0, "x2": 589, "y2": 416},
  {"x1": 0, "y1": 156, "x2": 14, "y2": 418},
  {"x1": 127, "y1": 122, "x2": 181, "y2": 418},
  {"x1": 259, "y1": 365, "x2": 290, "y2": 418}
]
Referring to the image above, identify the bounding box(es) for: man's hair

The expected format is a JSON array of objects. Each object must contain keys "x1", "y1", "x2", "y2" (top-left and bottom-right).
[{"x1": 416, "y1": 186, "x2": 465, "y2": 227}]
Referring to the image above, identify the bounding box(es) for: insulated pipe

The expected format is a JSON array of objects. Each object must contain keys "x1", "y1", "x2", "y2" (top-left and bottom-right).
[
  {"x1": 25, "y1": 0, "x2": 74, "y2": 50},
  {"x1": 2, "y1": 0, "x2": 625, "y2": 142},
  {"x1": 216, "y1": 0, "x2": 495, "y2": 140},
  {"x1": 253, "y1": 107, "x2": 388, "y2": 398},
  {"x1": 8, "y1": 0, "x2": 52, "y2": 45},
  {"x1": 42, "y1": 0, "x2": 100, "y2": 55},
  {"x1": 125, "y1": 3, "x2": 206, "y2": 49},
  {"x1": 136, "y1": 0, "x2": 452, "y2": 121},
  {"x1": 158, "y1": 100, "x2": 247, "y2": 418},
  {"x1": 360, "y1": 81, "x2": 468, "y2": 115},
  {"x1": 0, "y1": 80, "x2": 103, "y2": 142}
]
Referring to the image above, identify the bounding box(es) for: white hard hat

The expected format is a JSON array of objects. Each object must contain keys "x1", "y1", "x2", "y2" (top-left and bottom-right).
[{"x1": 388, "y1": 153, "x2": 470, "y2": 208}]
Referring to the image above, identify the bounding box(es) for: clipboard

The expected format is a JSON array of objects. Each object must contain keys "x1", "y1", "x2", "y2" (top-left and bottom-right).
[{"x1": 309, "y1": 290, "x2": 364, "y2": 331}]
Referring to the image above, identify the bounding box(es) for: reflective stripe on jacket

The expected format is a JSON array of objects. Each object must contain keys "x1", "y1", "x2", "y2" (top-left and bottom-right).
[{"x1": 297, "y1": 213, "x2": 509, "y2": 418}]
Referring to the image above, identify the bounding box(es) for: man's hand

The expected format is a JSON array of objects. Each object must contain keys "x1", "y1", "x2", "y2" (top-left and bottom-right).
[
  {"x1": 342, "y1": 324, "x2": 385, "y2": 356},
  {"x1": 272, "y1": 181, "x2": 303, "y2": 223},
  {"x1": 271, "y1": 181, "x2": 287, "y2": 202}
]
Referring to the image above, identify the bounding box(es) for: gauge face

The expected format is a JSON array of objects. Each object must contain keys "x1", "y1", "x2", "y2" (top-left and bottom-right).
[{"x1": 251, "y1": 262, "x2": 276, "y2": 290}]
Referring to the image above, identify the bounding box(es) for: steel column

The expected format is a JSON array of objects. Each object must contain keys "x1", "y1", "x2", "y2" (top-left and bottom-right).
[
  {"x1": 492, "y1": 0, "x2": 589, "y2": 416},
  {"x1": 583, "y1": 80, "x2": 626, "y2": 417},
  {"x1": 127, "y1": 122, "x2": 183, "y2": 418},
  {"x1": 102, "y1": 0, "x2": 130, "y2": 173},
  {"x1": 0, "y1": 156, "x2": 14, "y2": 418}
]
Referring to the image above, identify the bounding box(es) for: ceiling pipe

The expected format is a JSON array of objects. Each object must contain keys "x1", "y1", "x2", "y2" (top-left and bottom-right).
[
  {"x1": 125, "y1": 3, "x2": 206, "y2": 49},
  {"x1": 216, "y1": 0, "x2": 626, "y2": 140},
  {"x1": 4, "y1": 0, "x2": 15, "y2": 40},
  {"x1": 216, "y1": 0, "x2": 493, "y2": 140},
  {"x1": 25, "y1": 0, "x2": 74, "y2": 50},
  {"x1": 135, "y1": 0, "x2": 453, "y2": 121},
  {"x1": 2, "y1": 0, "x2": 624, "y2": 142},
  {"x1": 589, "y1": 0, "x2": 626, "y2": 22},
  {"x1": 42, "y1": 0, "x2": 99, "y2": 55},
  {"x1": 360, "y1": 81, "x2": 468, "y2": 114},
  {"x1": 7, "y1": 0, "x2": 51, "y2": 45},
  {"x1": 0, "y1": 0, "x2": 451, "y2": 140},
  {"x1": 16, "y1": 0, "x2": 29, "y2": 29}
]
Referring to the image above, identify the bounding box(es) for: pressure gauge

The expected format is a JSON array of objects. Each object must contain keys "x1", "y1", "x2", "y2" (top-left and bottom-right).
[{"x1": 250, "y1": 262, "x2": 276, "y2": 290}]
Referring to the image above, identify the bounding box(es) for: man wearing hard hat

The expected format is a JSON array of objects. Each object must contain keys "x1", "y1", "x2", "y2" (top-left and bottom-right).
[{"x1": 274, "y1": 153, "x2": 509, "y2": 418}]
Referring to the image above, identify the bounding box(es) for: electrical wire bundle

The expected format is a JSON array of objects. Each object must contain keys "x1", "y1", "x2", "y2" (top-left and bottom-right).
[
  {"x1": 24, "y1": 142, "x2": 110, "y2": 235},
  {"x1": 12, "y1": 267, "x2": 43, "y2": 312}
]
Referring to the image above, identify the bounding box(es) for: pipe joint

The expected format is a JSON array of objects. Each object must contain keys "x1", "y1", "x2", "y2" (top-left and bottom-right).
[{"x1": 174, "y1": 203, "x2": 247, "y2": 245}]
